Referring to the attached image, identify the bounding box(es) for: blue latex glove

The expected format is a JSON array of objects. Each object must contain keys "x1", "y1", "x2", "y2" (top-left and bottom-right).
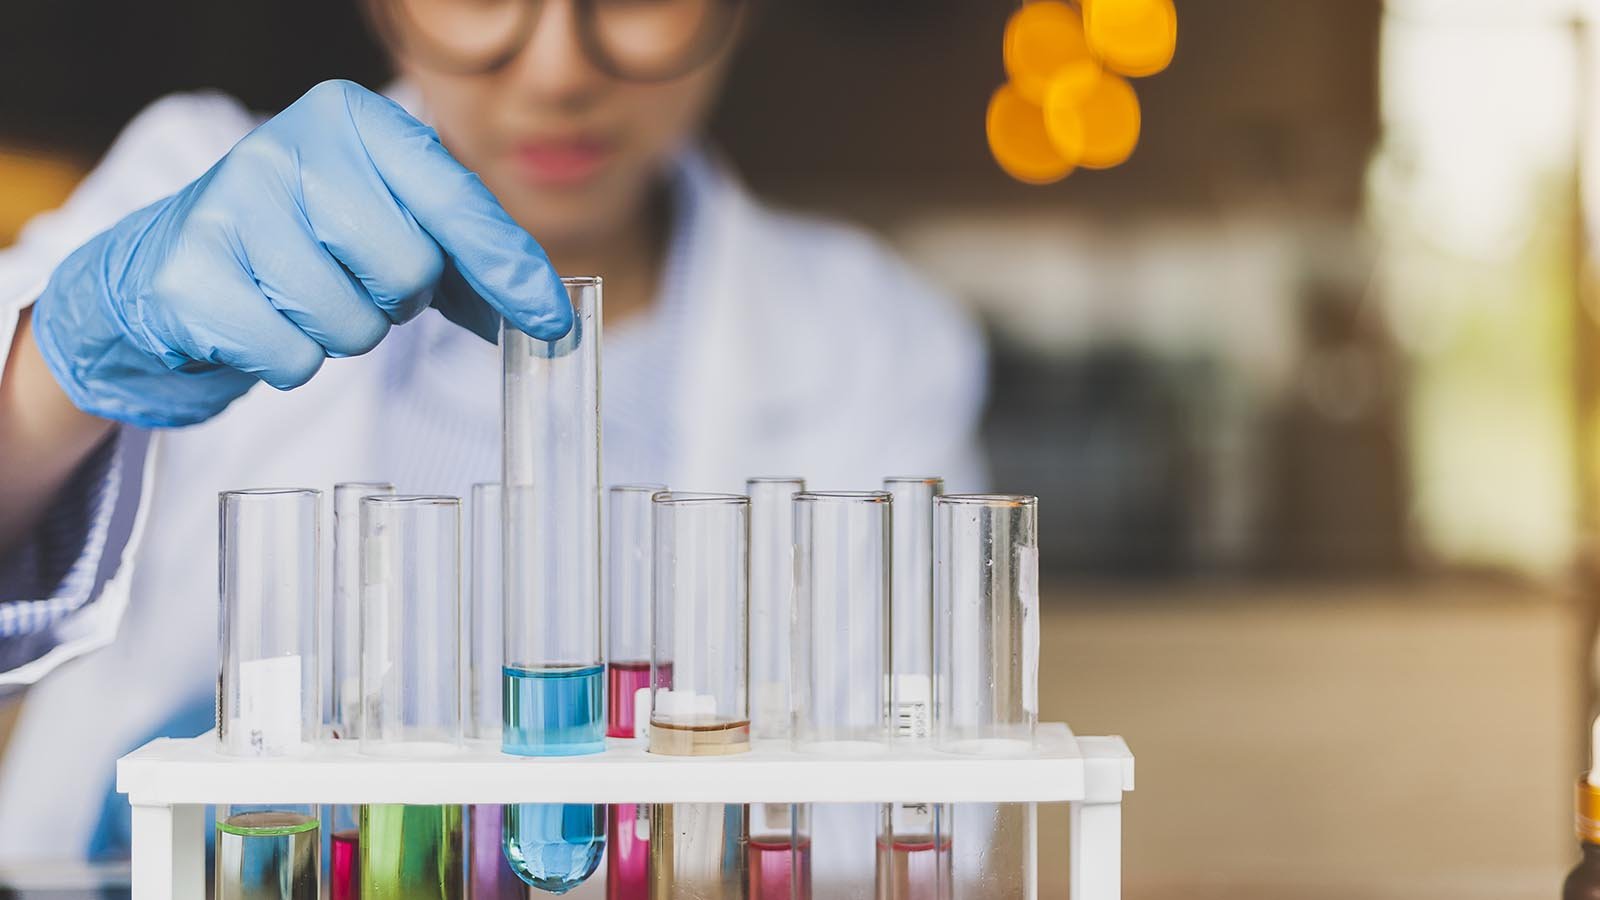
[{"x1": 31, "y1": 80, "x2": 572, "y2": 428}]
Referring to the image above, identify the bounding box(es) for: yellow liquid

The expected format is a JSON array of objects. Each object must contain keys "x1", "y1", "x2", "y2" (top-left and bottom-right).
[
  {"x1": 649, "y1": 804, "x2": 749, "y2": 899},
  {"x1": 648, "y1": 719, "x2": 751, "y2": 756}
]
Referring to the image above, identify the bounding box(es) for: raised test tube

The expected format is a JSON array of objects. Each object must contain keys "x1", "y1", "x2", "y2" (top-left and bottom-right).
[
  {"x1": 649, "y1": 492, "x2": 751, "y2": 899},
  {"x1": 745, "y1": 478, "x2": 808, "y2": 900},
  {"x1": 466, "y1": 484, "x2": 527, "y2": 900},
  {"x1": 327, "y1": 482, "x2": 394, "y2": 900},
  {"x1": 501, "y1": 276, "x2": 606, "y2": 891},
  {"x1": 359, "y1": 495, "x2": 465, "y2": 900},
  {"x1": 879, "y1": 477, "x2": 951, "y2": 900},
  {"x1": 933, "y1": 495, "x2": 1040, "y2": 898},
  {"x1": 216, "y1": 488, "x2": 321, "y2": 900},
  {"x1": 607, "y1": 484, "x2": 665, "y2": 900},
  {"x1": 793, "y1": 492, "x2": 892, "y2": 899}
]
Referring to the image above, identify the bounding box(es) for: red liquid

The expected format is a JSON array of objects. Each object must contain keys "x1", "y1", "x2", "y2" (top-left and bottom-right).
[
  {"x1": 330, "y1": 828, "x2": 359, "y2": 900},
  {"x1": 606, "y1": 802, "x2": 649, "y2": 899},
  {"x1": 749, "y1": 836, "x2": 812, "y2": 900},
  {"x1": 607, "y1": 660, "x2": 670, "y2": 738},
  {"x1": 875, "y1": 836, "x2": 952, "y2": 900}
]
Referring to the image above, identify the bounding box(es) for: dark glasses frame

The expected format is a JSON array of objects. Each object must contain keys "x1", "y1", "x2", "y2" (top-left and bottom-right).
[{"x1": 366, "y1": 0, "x2": 747, "y2": 83}]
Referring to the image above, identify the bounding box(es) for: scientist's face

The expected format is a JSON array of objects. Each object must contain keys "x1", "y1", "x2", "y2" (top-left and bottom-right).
[{"x1": 376, "y1": 0, "x2": 740, "y2": 252}]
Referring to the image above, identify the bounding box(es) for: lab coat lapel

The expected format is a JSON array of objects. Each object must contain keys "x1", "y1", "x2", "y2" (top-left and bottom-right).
[{"x1": 667, "y1": 156, "x2": 754, "y2": 493}]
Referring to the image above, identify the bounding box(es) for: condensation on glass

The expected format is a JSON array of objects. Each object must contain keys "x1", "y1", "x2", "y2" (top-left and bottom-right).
[{"x1": 933, "y1": 495, "x2": 1040, "y2": 754}]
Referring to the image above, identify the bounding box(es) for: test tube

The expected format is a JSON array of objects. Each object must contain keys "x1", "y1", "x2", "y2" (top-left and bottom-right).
[
  {"x1": 649, "y1": 492, "x2": 750, "y2": 754},
  {"x1": 933, "y1": 495, "x2": 1039, "y2": 899},
  {"x1": 502, "y1": 276, "x2": 606, "y2": 891},
  {"x1": 466, "y1": 484, "x2": 526, "y2": 900},
  {"x1": 793, "y1": 492, "x2": 891, "y2": 900},
  {"x1": 216, "y1": 488, "x2": 322, "y2": 900},
  {"x1": 358, "y1": 495, "x2": 465, "y2": 900},
  {"x1": 649, "y1": 492, "x2": 750, "y2": 900},
  {"x1": 932, "y1": 495, "x2": 1039, "y2": 753},
  {"x1": 607, "y1": 484, "x2": 665, "y2": 900},
  {"x1": 327, "y1": 482, "x2": 394, "y2": 900},
  {"x1": 745, "y1": 479, "x2": 808, "y2": 900},
  {"x1": 879, "y1": 477, "x2": 951, "y2": 900},
  {"x1": 609, "y1": 483, "x2": 666, "y2": 738}
]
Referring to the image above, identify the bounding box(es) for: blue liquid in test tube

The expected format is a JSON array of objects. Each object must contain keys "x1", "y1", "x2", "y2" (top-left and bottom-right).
[{"x1": 501, "y1": 277, "x2": 607, "y2": 892}]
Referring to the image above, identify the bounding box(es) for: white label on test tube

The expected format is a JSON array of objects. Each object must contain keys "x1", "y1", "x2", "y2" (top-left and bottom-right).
[
  {"x1": 636, "y1": 802, "x2": 651, "y2": 840},
  {"x1": 893, "y1": 674, "x2": 932, "y2": 740},
  {"x1": 634, "y1": 687, "x2": 652, "y2": 740},
  {"x1": 238, "y1": 654, "x2": 302, "y2": 755},
  {"x1": 653, "y1": 689, "x2": 717, "y2": 721}
]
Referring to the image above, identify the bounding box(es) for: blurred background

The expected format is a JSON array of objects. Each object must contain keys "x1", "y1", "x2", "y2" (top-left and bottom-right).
[{"x1": 2, "y1": 0, "x2": 1594, "y2": 897}]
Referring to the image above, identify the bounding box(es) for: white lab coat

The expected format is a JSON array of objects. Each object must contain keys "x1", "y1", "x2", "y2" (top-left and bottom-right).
[{"x1": 0, "y1": 89, "x2": 986, "y2": 860}]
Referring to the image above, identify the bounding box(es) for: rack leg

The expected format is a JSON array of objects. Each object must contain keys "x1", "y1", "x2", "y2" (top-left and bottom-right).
[
  {"x1": 1069, "y1": 800, "x2": 1122, "y2": 900},
  {"x1": 131, "y1": 802, "x2": 204, "y2": 900}
]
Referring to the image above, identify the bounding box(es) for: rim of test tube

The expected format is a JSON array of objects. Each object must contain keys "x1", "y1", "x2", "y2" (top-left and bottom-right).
[
  {"x1": 794, "y1": 491, "x2": 892, "y2": 503},
  {"x1": 336, "y1": 481, "x2": 395, "y2": 491},
  {"x1": 612, "y1": 483, "x2": 668, "y2": 494},
  {"x1": 561, "y1": 275, "x2": 602, "y2": 287},
  {"x1": 365, "y1": 494, "x2": 461, "y2": 506},
  {"x1": 652, "y1": 491, "x2": 748, "y2": 505},
  {"x1": 936, "y1": 494, "x2": 1038, "y2": 507},
  {"x1": 222, "y1": 487, "x2": 320, "y2": 497},
  {"x1": 883, "y1": 476, "x2": 944, "y2": 486},
  {"x1": 746, "y1": 476, "x2": 806, "y2": 484}
]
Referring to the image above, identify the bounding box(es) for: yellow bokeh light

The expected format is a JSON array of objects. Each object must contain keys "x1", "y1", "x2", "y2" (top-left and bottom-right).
[
  {"x1": 1074, "y1": 71, "x2": 1142, "y2": 169},
  {"x1": 1083, "y1": 0, "x2": 1177, "y2": 78},
  {"x1": 1042, "y1": 72, "x2": 1091, "y2": 162},
  {"x1": 987, "y1": 83, "x2": 1076, "y2": 184},
  {"x1": 1004, "y1": 0, "x2": 1097, "y2": 105}
]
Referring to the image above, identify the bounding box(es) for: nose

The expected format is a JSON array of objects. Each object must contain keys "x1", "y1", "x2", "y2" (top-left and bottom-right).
[{"x1": 501, "y1": 0, "x2": 608, "y2": 106}]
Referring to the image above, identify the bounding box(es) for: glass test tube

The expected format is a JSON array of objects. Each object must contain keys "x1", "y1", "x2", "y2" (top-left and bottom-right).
[
  {"x1": 609, "y1": 484, "x2": 666, "y2": 739},
  {"x1": 794, "y1": 493, "x2": 891, "y2": 900},
  {"x1": 879, "y1": 477, "x2": 951, "y2": 900},
  {"x1": 502, "y1": 276, "x2": 606, "y2": 892},
  {"x1": 933, "y1": 496, "x2": 1039, "y2": 899},
  {"x1": 745, "y1": 479, "x2": 808, "y2": 900},
  {"x1": 216, "y1": 488, "x2": 321, "y2": 900},
  {"x1": 466, "y1": 484, "x2": 527, "y2": 900},
  {"x1": 359, "y1": 495, "x2": 465, "y2": 900},
  {"x1": 607, "y1": 484, "x2": 665, "y2": 900},
  {"x1": 932, "y1": 495, "x2": 1039, "y2": 752},
  {"x1": 649, "y1": 493, "x2": 751, "y2": 900},
  {"x1": 328, "y1": 482, "x2": 394, "y2": 900}
]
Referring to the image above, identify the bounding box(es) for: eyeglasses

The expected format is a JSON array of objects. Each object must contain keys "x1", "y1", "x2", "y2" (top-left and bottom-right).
[{"x1": 370, "y1": 0, "x2": 746, "y2": 82}]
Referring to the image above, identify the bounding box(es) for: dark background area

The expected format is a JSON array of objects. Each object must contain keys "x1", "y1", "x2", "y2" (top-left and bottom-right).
[{"x1": 0, "y1": 0, "x2": 1381, "y2": 217}]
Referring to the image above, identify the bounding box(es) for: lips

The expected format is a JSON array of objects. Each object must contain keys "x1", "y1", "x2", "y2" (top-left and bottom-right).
[{"x1": 509, "y1": 137, "x2": 615, "y2": 186}]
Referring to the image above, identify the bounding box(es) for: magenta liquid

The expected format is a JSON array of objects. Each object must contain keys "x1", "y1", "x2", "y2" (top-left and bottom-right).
[
  {"x1": 606, "y1": 660, "x2": 656, "y2": 899},
  {"x1": 875, "y1": 835, "x2": 952, "y2": 900},
  {"x1": 329, "y1": 829, "x2": 358, "y2": 900},
  {"x1": 606, "y1": 660, "x2": 654, "y2": 739},
  {"x1": 469, "y1": 804, "x2": 526, "y2": 899},
  {"x1": 749, "y1": 836, "x2": 811, "y2": 900}
]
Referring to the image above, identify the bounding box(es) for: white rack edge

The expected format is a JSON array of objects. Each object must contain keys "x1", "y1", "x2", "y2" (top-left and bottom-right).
[{"x1": 118, "y1": 722, "x2": 1133, "y2": 806}]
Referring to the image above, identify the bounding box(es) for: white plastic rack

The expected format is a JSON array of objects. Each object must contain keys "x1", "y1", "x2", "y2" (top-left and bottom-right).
[{"x1": 117, "y1": 722, "x2": 1133, "y2": 899}]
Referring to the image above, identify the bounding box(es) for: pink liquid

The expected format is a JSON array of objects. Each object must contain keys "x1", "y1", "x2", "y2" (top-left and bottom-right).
[
  {"x1": 875, "y1": 836, "x2": 952, "y2": 900},
  {"x1": 749, "y1": 836, "x2": 812, "y2": 900},
  {"x1": 606, "y1": 803, "x2": 649, "y2": 900},
  {"x1": 606, "y1": 660, "x2": 663, "y2": 738},
  {"x1": 469, "y1": 804, "x2": 527, "y2": 899},
  {"x1": 330, "y1": 829, "x2": 359, "y2": 900}
]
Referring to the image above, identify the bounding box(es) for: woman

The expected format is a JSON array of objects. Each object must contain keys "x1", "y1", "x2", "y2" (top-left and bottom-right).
[{"x1": 0, "y1": 0, "x2": 986, "y2": 861}]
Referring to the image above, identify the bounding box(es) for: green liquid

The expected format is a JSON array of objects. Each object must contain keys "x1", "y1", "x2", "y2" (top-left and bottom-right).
[
  {"x1": 359, "y1": 804, "x2": 464, "y2": 899},
  {"x1": 215, "y1": 810, "x2": 319, "y2": 900}
]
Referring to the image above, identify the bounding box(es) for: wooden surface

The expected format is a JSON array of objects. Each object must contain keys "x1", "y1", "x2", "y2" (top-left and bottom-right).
[{"x1": 1035, "y1": 578, "x2": 1583, "y2": 898}]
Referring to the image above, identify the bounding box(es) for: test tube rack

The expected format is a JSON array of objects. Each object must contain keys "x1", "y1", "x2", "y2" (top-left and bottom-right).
[{"x1": 118, "y1": 722, "x2": 1131, "y2": 899}]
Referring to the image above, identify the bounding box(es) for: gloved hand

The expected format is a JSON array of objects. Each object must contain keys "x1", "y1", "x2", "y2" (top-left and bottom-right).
[{"x1": 31, "y1": 79, "x2": 571, "y2": 428}]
